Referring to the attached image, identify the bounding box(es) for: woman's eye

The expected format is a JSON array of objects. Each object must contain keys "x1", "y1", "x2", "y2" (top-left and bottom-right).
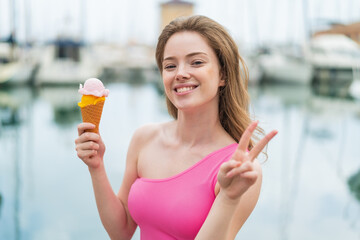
[
  {"x1": 164, "y1": 65, "x2": 176, "y2": 70},
  {"x1": 192, "y1": 60, "x2": 203, "y2": 66}
]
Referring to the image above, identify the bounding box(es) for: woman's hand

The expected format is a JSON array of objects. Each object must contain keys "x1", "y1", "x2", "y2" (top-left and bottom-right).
[
  {"x1": 217, "y1": 121, "x2": 277, "y2": 200},
  {"x1": 75, "y1": 122, "x2": 106, "y2": 169}
]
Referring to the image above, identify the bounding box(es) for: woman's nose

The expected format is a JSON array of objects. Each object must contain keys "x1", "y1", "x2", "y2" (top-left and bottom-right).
[{"x1": 175, "y1": 64, "x2": 190, "y2": 81}]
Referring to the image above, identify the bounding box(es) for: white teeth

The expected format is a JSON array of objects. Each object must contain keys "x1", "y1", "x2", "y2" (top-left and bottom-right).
[{"x1": 177, "y1": 86, "x2": 195, "y2": 93}]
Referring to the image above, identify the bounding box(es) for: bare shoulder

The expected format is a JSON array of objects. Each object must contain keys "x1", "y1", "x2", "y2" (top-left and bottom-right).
[
  {"x1": 118, "y1": 122, "x2": 167, "y2": 195},
  {"x1": 131, "y1": 122, "x2": 166, "y2": 146},
  {"x1": 128, "y1": 121, "x2": 172, "y2": 158}
]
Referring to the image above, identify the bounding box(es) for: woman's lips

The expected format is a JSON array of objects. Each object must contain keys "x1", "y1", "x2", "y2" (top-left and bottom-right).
[
  {"x1": 174, "y1": 84, "x2": 198, "y2": 94},
  {"x1": 176, "y1": 86, "x2": 195, "y2": 93}
]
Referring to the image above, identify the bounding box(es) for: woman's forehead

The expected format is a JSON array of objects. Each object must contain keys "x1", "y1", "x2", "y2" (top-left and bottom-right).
[{"x1": 163, "y1": 31, "x2": 214, "y2": 59}]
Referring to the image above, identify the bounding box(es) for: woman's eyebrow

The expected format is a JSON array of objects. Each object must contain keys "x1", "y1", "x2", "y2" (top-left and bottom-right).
[
  {"x1": 163, "y1": 52, "x2": 208, "y2": 61},
  {"x1": 186, "y1": 52, "x2": 207, "y2": 58}
]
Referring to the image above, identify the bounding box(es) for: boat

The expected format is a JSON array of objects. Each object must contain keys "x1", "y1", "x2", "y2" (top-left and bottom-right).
[
  {"x1": 0, "y1": 42, "x2": 39, "y2": 86},
  {"x1": 34, "y1": 38, "x2": 102, "y2": 86},
  {"x1": 93, "y1": 42, "x2": 158, "y2": 84},
  {"x1": 258, "y1": 47, "x2": 313, "y2": 85},
  {"x1": 258, "y1": 50, "x2": 312, "y2": 85},
  {"x1": 304, "y1": 34, "x2": 360, "y2": 85},
  {"x1": 349, "y1": 64, "x2": 360, "y2": 100}
]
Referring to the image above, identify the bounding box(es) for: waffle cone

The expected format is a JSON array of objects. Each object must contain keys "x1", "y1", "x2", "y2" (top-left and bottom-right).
[{"x1": 80, "y1": 100, "x2": 105, "y2": 133}]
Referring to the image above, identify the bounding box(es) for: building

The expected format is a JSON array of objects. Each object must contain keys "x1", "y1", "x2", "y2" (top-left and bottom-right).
[
  {"x1": 313, "y1": 21, "x2": 360, "y2": 45},
  {"x1": 160, "y1": 0, "x2": 194, "y2": 31}
]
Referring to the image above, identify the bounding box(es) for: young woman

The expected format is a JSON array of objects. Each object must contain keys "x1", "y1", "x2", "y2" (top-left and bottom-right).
[{"x1": 75, "y1": 15, "x2": 277, "y2": 240}]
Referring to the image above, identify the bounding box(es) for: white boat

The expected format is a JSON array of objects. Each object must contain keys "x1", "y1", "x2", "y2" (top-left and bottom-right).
[
  {"x1": 258, "y1": 48, "x2": 313, "y2": 85},
  {"x1": 304, "y1": 34, "x2": 360, "y2": 84},
  {"x1": 35, "y1": 39, "x2": 102, "y2": 86},
  {"x1": 349, "y1": 64, "x2": 360, "y2": 100},
  {"x1": 0, "y1": 42, "x2": 38, "y2": 86},
  {"x1": 93, "y1": 42, "x2": 158, "y2": 83}
]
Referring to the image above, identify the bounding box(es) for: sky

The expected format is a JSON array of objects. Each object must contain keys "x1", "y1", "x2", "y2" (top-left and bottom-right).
[{"x1": 0, "y1": 0, "x2": 360, "y2": 48}]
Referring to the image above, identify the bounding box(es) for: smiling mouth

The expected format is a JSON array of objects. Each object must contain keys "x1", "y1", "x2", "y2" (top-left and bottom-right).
[{"x1": 175, "y1": 86, "x2": 198, "y2": 93}]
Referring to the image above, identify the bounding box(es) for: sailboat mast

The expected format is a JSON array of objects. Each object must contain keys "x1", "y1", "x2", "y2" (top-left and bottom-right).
[
  {"x1": 302, "y1": 0, "x2": 310, "y2": 41},
  {"x1": 80, "y1": 0, "x2": 86, "y2": 42},
  {"x1": 24, "y1": 0, "x2": 31, "y2": 44},
  {"x1": 250, "y1": 0, "x2": 260, "y2": 48},
  {"x1": 9, "y1": 0, "x2": 16, "y2": 37}
]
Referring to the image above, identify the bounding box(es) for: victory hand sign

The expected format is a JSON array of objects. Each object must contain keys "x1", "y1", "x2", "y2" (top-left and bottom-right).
[{"x1": 217, "y1": 121, "x2": 278, "y2": 200}]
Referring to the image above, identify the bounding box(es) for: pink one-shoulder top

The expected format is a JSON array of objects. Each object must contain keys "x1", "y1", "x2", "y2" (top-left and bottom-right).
[{"x1": 128, "y1": 143, "x2": 237, "y2": 240}]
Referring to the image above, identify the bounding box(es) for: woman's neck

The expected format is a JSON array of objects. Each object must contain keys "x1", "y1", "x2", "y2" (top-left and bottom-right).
[{"x1": 173, "y1": 105, "x2": 228, "y2": 147}]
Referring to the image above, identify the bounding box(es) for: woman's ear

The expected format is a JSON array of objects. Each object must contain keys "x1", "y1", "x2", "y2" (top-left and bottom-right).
[
  {"x1": 219, "y1": 69, "x2": 226, "y2": 86},
  {"x1": 219, "y1": 78, "x2": 226, "y2": 87}
]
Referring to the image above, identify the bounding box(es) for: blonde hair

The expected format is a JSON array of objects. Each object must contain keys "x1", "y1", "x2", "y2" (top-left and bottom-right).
[{"x1": 156, "y1": 15, "x2": 259, "y2": 149}]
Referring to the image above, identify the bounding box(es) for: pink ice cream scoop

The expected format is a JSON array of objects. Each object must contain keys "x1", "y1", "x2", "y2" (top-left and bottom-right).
[{"x1": 78, "y1": 78, "x2": 110, "y2": 97}]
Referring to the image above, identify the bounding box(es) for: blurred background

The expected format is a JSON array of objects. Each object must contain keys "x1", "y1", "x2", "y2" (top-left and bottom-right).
[{"x1": 1, "y1": 0, "x2": 360, "y2": 239}]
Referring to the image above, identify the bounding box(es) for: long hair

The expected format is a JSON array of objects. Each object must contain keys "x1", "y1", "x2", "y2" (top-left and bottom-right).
[{"x1": 156, "y1": 15, "x2": 259, "y2": 149}]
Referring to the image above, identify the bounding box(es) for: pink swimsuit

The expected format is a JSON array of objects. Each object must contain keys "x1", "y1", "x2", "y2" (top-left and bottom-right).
[{"x1": 128, "y1": 143, "x2": 237, "y2": 240}]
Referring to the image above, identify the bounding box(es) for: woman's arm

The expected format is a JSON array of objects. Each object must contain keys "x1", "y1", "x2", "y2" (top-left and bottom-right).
[
  {"x1": 88, "y1": 162, "x2": 137, "y2": 240},
  {"x1": 195, "y1": 121, "x2": 277, "y2": 240},
  {"x1": 195, "y1": 160, "x2": 262, "y2": 240},
  {"x1": 226, "y1": 161, "x2": 263, "y2": 239},
  {"x1": 75, "y1": 123, "x2": 142, "y2": 239}
]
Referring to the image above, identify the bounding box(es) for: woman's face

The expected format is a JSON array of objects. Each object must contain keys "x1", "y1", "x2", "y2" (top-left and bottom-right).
[{"x1": 161, "y1": 31, "x2": 225, "y2": 113}]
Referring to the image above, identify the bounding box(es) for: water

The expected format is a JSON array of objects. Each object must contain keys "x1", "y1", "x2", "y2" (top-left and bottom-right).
[{"x1": 0, "y1": 82, "x2": 359, "y2": 240}]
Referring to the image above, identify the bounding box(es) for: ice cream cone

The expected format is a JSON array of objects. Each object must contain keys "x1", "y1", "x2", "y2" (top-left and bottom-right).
[
  {"x1": 80, "y1": 100, "x2": 105, "y2": 133},
  {"x1": 78, "y1": 78, "x2": 109, "y2": 133}
]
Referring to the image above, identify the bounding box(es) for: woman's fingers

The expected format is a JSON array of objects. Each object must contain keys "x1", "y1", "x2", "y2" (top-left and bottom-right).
[
  {"x1": 231, "y1": 121, "x2": 278, "y2": 164},
  {"x1": 231, "y1": 121, "x2": 258, "y2": 163},
  {"x1": 75, "y1": 139, "x2": 100, "y2": 153},
  {"x1": 237, "y1": 121, "x2": 258, "y2": 153},
  {"x1": 226, "y1": 161, "x2": 253, "y2": 178},
  {"x1": 221, "y1": 160, "x2": 241, "y2": 172},
  {"x1": 75, "y1": 130, "x2": 101, "y2": 161},
  {"x1": 220, "y1": 160, "x2": 241, "y2": 175},
  {"x1": 75, "y1": 131, "x2": 100, "y2": 145},
  {"x1": 237, "y1": 171, "x2": 258, "y2": 182},
  {"x1": 77, "y1": 149, "x2": 97, "y2": 159},
  {"x1": 81, "y1": 141, "x2": 100, "y2": 150},
  {"x1": 248, "y1": 130, "x2": 278, "y2": 161},
  {"x1": 77, "y1": 122, "x2": 96, "y2": 136}
]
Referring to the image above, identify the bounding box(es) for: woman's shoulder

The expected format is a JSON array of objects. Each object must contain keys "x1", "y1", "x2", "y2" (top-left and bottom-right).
[
  {"x1": 126, "y1": 122, "x2": 167, "y2": 163},
  {"x1": 131, "y1": 121, "x2": 171, "y2": 145}
]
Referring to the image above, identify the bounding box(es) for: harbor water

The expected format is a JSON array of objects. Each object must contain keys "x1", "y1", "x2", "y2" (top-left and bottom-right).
[{"x1": 0, "y1": 80, "x2": 360, "y2": 240}]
